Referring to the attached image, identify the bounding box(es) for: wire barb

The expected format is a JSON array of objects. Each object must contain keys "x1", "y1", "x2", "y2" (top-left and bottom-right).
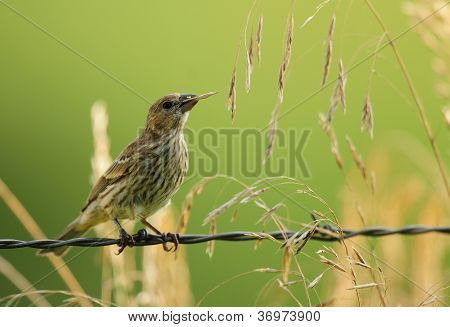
[{"x1": 0, "y1": 224, "x2": 448, "y2": 251}]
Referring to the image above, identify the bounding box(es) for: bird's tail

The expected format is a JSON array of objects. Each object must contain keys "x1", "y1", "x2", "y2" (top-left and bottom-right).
[{"x1": 37, "y1": 216, "x2": 88, "y2": 257}]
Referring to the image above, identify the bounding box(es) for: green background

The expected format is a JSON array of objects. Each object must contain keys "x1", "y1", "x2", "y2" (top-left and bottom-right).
[{"x1": 1, "y1": 0, "x2": 448, "y2": 306}]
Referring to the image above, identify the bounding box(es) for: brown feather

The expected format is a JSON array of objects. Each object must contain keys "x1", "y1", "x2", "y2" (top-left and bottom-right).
[{"x1": 81, "y1": 140, "x2": 137, "y2": 212}]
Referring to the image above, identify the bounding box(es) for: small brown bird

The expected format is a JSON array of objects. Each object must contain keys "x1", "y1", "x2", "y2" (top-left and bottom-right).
[{"x1": 38, "y1": 92, "x2": 216, "y2": 256}]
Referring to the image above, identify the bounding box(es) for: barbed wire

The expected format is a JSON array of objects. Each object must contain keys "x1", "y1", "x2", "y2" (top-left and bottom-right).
[{"x1": 0, "y1": 224, "x2": 448, "y2": 251}]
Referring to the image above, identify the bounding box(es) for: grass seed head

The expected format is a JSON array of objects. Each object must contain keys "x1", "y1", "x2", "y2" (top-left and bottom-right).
[
  {"x1": 319, "y1": 255, "x2": 346, "y2": 273},
  {"x1": 346, "y1": 136, "x2": 368, "y2": 181},
  {"x1": 361, "y1": 95, "x2": 374, "y2": 138},
  {"x1": 226, "y1": 66, "x2": 237, "y2": 122},
  {"x1": 308, "y1": 272, "x2": 325, "y2": 289},
  {"x1": 282, "y1": 247, "x2": 291, "y2": 284},
  {"x1": 264, "y1": 101, "x2": 282, "y2": 162},
  {"x1": 246, "y1": 33, "x2": 254, "y2": 93},
  {"x1": 256, "y1": 15, "x2": 263, "y2": 64},
  {"x1": 322, "y1": 14, "x2": 336, "y2": 87},
  {"x1": 206, "y1": 218, "x2": 217, "y2": 258}
]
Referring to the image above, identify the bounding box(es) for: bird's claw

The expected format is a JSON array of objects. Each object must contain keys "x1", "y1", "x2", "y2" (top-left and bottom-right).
[
  {"x1": 160, "y1": 232, "x2": 180, "y2": 252},
  {"x1": 115, "y1": 229, "x2": 135, "y2": 255},
  {"x1": 139, "y1": 219, "x2": 180, "y2": 252}
]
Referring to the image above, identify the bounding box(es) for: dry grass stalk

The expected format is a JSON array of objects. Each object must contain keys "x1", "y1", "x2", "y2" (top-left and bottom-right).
[
  {"x1": 240, "y1": 0, "x2": 256, "y2": 97},
  {"x1": 90, "y1": 101, "x2": 115, "y2": 305},
  {"x1": 370, "y1": 170, "x2": 376, "y2": 195},
  {"x1": 0, "y1": 178, "x2": 92, "y2": 307},
  {"x1": 345, "y1": 136, "x2": 368, "y2": 182},
  {"x1": 363, "y1": 32, "x2": 385, "y2": 143},
  {"x1": 280, "y1": 279, "x2": 303, "y2": 287},
  {"x1": 280, "y1": 18, "x2": 294, "y2": 87},
  {"x1": 0, "y1": 256, "x2": 51, "y2": 306},
  {"x1": 109, "y1": 230, "x2": 136, "y2": 306},
  {"x1": 443, "y1": 106, "x2": 450, "y2": 128},
  {"x1": 282, "y1": 247, "x2": 291, "y2": 284},
  {"x1": 352, "y1": 247, "x2": 368, "y2": 266},
  {"x1": 322, "y1": 245, "x2": 339, "y2": 259},
  {"x1": 319, "y1": 113, "x2": 344, "y2": 171},
  {"x1": 348, "y1": 264, "x2": 357, "y2": 281},
  {"x1": 206, "y1": 218, "x2": 217, "y2": 258},
  {"x1": 281, "y1": 231, "x2": 301, "y2": 249},
  {"x1": 90, "y1": 101, "x2": 112, "y2": 180},
  {"x1": 322, "y1": 14, "x2": 336, "y2": 87},
  {"x1": 256, "y1": 15, "x2": 263, "y2": 64},
  {"x1": 276, "y1": 279, "x2": 303, "y2": 306},
  {"x1": 254, "y1": 238, "x2": 263, "y2": 250},
  {"x1": 246, "y1": 33, "x2": 254, "y2": 93},
  {"x1": 253, "y1": 199, "x2": 267, "y2": 210},
  {"x1": 361, "y1": 95, "x2": 374, "y2": 138},
  {"x1": 266, "y1": 212, "x2": 289, "y2": 242},
  {"x1": 355, "y1": 202, "x2": 367, "y2": 225},
  {"x1": 327, "y1": 59, "x2": 347, "y2": 121},
  {"x1": 417, "y1": 280, "x2": 448, "y2": 307},
  {"x1": 240, "y1": 187, "x2": 269, "y2": 203},
  {"x1": 337, "y1": 60, "x2": 347, "y2": 109},
  {"x1": 256, "y1": 203, "x2": 284, "y2": 225},
  {"x1": 203, "y1": 187, "x2": 255, "y2": 224},
  {"x1": 255, "y1": 268, "x2": 280, "y2": 273},
  {"x1": 226, "y1": 66, "x2": 237, "y2": 122},
  {"x1": 352, "y1": 247, "x2": 371, "y2": 269},
  {"x1": 347, "y1": 265, "x2": 362, "y2": 305},
  {"x1": 376, "y1": 266, "x2": 388, "y2": 302},
  {"x1": 230, "y1": 207, "x2": 239, "y2": 222},
  {"x1": 354, "y1": 261, "x2": 372, "y2": 270},
  {"x1": 0, "y1": 180, "x2": 48, "y2": 240},
  {"x1": 264, "y1": 13, "x2": 294, "y2": 161},
  {"x1": 412, "y1": 195, "x2": 446, "y2": 306},
  {"x1": 366, "y1": 0, "x2": 450, "y2": 198},
  {"x1": 140, "y1": 207, "x2": 193, "y2": 306},
  {"x1": 264, "y1": 101, "x2": 282, "y2": 162},
  {"x1": 177, "y1": 179, "x2": 209, "y2": 234},
  {"x1": 330, "y1": 138, "x2": 344, "y2": 171},
  {"x1": 278, "y1": 14, "x2": 294, "y2": 103},
  {"x1": 347, "y1": 283, "x2": 379, "y2": 290},
  {"x1": 318, "y1": 112, "x2": 331, "y2": 135},
  {"x1": 245, "y1": 232, "x2": 279, "y2": 243},
  {"x1": 335, "y1": 147, "x2": 450, "y2": 306},
  {"x1": 405, "y1": 1, "x2": 450, "y2": 102},
  {"x1": 299, "y1": 0, "x2": 331, "y2": 29},
  {"x1": 91, "y1": 101, "x2": 137, "y2": 306},
  {"x1": 2, "y1": 290, "x2": 109, "y2": 307},
  {"x1": 308, "y1": 272, "x2": 325, "y2": 289},
  {"x1": 419, "y1": 294, "x2": 440, "y2": 307},
  {"x1": 294, "y1": 222, "x2": 320, "y2": 254},
  {"x1": 327, "y1": 97, "x2": 338, "y2": 125},
  {"x1": 319, "y1": 255, "x2": 346, "y2": 273},
  {"x1": 312, "y1": 209, "x2": 327, "y2": 220}
]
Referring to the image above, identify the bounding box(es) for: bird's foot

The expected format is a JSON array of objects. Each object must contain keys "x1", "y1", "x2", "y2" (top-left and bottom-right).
[
  {"x1": 140, "y1": 219, "x2": 180, "y2": 252},
  {"x1": 160, "y1": 232, "x2": 180, "y2": 252},
  {"x1": 116, "y1": 228, "x2": 135, "y2": 255}
]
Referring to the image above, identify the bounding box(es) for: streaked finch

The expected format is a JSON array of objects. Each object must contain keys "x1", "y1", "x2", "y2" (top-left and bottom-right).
[{"x1": 38, "y1": 92, "x2": 216, "y2": 256}]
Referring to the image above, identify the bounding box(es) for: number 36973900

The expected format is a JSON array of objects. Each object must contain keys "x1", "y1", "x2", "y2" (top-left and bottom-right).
[{"x1": 257, "y1": 310, "x2": 320, "y2": 322}]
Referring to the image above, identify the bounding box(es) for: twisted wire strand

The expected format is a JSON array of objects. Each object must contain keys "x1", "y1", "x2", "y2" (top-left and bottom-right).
[{"x1": 0, "y1": 224, "x2": 448, "y2": 250}]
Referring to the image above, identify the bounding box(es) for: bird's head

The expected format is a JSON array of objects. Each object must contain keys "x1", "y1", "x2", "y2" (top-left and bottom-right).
[{"x1": 145, "y1": 92, "x2": 216, "y2": 135}]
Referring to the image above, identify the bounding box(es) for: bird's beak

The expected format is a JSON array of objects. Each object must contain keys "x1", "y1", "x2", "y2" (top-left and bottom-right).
[{"x1": 180, "y1": 92, "x2": 217, "y2": 113}]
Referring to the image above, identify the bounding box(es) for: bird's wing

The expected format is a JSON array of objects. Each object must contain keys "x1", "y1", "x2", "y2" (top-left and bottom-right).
[{"x1": 81, "y1": 139, "x2": 138, "y2": 212}]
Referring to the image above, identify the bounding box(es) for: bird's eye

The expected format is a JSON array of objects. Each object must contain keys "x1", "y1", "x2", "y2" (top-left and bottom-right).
[{"x1": 162, "y1": 101, "x2": 173, "y2": 110}]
